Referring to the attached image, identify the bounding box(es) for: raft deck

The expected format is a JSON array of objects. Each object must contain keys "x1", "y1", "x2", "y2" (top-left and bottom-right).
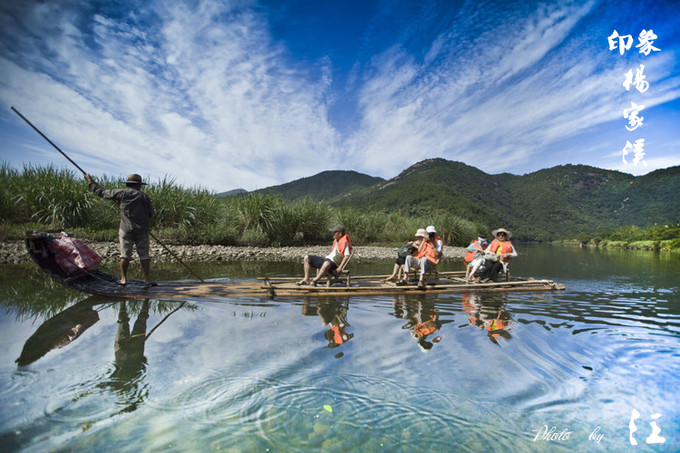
[{"x1": 26, "y1": 232, "x2": 565, "y2": 300}]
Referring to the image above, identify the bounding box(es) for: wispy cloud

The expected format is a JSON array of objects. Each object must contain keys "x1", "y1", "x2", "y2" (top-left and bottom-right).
[{"x1": 0, "y1": 0, "x2": 678, "y2": 191}]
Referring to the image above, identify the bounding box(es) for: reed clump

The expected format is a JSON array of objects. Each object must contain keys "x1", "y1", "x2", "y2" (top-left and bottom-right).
[{"x1": 1, "y1": 163, "x2": 486, "y2": 247}]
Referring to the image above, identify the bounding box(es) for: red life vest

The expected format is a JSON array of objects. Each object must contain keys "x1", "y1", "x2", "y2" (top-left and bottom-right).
[
  {"x1": 488, "y1": 239, "x2": 513, "y2": 262},
  {"x1": 464, "y1": 240, "x2": 487, "y2": 264}
]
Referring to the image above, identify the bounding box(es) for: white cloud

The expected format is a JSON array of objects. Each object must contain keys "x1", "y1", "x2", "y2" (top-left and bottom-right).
[{"x1": 1, "y1": 0, "x2": 678, "y2": 191}]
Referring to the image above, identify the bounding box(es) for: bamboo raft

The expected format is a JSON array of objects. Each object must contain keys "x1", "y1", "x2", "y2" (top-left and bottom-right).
[{"x1": 26, "y1": 232, "x2": 565, "y2": 300}]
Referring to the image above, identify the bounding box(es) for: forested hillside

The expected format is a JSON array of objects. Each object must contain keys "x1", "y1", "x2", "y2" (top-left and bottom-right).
[{"x1": 253, "y1": 158, "x2": 680, "y2": 241}]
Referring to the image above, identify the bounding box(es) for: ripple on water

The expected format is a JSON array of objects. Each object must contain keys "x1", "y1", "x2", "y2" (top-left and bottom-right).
[
  {"x1": 149, "y1": 368, "x2": 524, "y2": 451},
  {"x1": 40, "y1": 362, "x2": 144, "y2": 424}
]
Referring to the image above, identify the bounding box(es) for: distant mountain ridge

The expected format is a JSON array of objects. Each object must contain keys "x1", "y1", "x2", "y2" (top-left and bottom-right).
[
  {"x1": 254, "y1": 170, "x2": 385, "y2": 201},
  {"x1": 247, "y1": 158, "x2": 680, "y2": 240}
]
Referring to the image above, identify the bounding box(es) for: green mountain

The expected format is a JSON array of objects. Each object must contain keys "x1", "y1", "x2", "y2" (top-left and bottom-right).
[
  {"x1": 254, "y1": 170, "x2": 385, "y2": 201},
  {"x1": 254, "y1": 158, "x2": 680, "y2": 240}
]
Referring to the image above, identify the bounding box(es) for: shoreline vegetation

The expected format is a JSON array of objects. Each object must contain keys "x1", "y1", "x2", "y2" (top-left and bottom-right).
[{"x1": 2, "y1": 164, "x2": 679, "y2": 257}]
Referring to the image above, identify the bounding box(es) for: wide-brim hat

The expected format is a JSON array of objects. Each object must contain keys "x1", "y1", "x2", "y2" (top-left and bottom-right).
[
  {"x1": 492, "y1": 228, "x2": 512, "y2": 239},
  {"x1": 126, "y1": 174, "x2": 147, "y2": 185},
  {"x1": 415, "y1": 228, "x2": 428, "y2": 237},
  {"x1": 329, "y1": 225, "x2": 346, "y2": 234}
]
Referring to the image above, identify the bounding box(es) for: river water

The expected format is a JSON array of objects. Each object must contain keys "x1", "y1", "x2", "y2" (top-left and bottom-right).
[{"x1": 0, "y1": 244, "x2": 678, "y2": 452}]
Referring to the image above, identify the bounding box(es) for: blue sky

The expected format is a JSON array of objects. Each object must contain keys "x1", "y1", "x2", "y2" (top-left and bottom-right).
[{"x1": 1, "y1": 0, "x2": 679, "y2": 192}]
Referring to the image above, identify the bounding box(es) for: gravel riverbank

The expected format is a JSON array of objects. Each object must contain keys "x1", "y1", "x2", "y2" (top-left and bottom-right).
[{"x1": 1, "y1": 240, "x2": 467, "y2": 265}]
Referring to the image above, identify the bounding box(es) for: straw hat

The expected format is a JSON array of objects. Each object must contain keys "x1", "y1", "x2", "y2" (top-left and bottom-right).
[
  {"x1": 126, "y1": 174, "x2": 147, "y2": 185},
  {"x1": 492, "y1": 228, "x2": 512, "y2": 239}
]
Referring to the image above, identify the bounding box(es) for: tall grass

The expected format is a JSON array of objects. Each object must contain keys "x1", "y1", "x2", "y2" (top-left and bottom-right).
[{"x1": 1, "y1": 163, "x2": 486, "y2": 247}]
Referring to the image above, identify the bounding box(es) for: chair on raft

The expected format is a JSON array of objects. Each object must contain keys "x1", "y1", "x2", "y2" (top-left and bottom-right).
[
  {"x1": 398, "y1": 264, "x2": 440, "y2": 285},
  {"x1": 325, "y1": 251, "x2": 354, "y2": 287}
]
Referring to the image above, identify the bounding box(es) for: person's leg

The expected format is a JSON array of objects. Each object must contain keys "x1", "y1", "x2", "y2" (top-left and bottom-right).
[
  {"x1": 312, "y1": 259, "x2": 337, "y2": 284},
  {"x1": 469, "y1": 259, "x2": 481, "y2": 280},
  {"x1": 419, "y1": 258, "x2": 432, "y2": 285},
  {"x1": 141, "y1": 259, "x2": 151, "y2": 283},
  {"x1": 300, "y1": 255, "x2": 324, "y2": 284},
  {"x1": 119, "y1": 258, "x2": 130, "y2": 284},
  {"x1": 300, "y1": 255, "x2": 313, "y2": 284},
  {"x1": 404, "y1": 256, "x2": 417, "y2": 282},
  {"x1": 118, "y1": 230, "x2": 134, "y2": 284},
  {"x1": 489, "y1": 262, "x2": 503, "y2": 281},
  {"x1": 385, "y1": 262, "x2": 401, "y2": 281},
  {"x1": 135, "y1": 233, "x2": 152, "y2": 283},
  {"x1": 482, "y1": 262, "x2": 501, "y2": 282}
]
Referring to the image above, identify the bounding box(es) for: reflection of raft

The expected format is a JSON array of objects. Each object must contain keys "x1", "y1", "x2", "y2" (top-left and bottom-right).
[{"x1": 26, "y1": 232, "x2": 565, "y2": 300}]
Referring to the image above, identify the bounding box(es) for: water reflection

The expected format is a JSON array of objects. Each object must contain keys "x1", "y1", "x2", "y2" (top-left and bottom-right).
[
  {"x1": 302, "y1": 298, "x2": 353, "y2": 355},
  {"x1": 12, "y1": 296, "x2": 194, "y2": 422},
  {"x1": 392, "y1": 296, "x2": 445, "y2": 352},
  {"x1": 1, "y1": 248, "x2": 679, "y2": 452},
  {"x1": 99, "y1": 300, "x2": 151, "y2": 414},
  {"x1": 461, "y1": 293, "x2": 514, "y2": 345},
  {"x1": 15, "y1": 298, "x2": 102, "y2": 366}
]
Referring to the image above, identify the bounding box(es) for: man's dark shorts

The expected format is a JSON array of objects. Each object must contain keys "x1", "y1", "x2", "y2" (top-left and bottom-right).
[{"x1": 307, "y1": 255, "x2": 338, "y2": 272}]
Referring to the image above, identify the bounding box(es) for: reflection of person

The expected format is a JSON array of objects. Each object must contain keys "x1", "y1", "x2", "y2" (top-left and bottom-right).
[
  {"x1": 298, "y1": 225, "x2": 352, "y2": 286},
  {"x1": 105, "y1": 300, "x2": 151, "y2": 413},
  {"x1": 85, "y1": 173, "x2": 155, "y2": 286},
  {"x1": 461, "y1": 294, "x2": 512, "y2": 344},
  {"x1": 478, "y1": 228, "x2": 517, "y2": 283},
  {"x1": 394, "y1": 299, "x2": 442, "y2": 352},
  {"x1": 315, "y1": 300, "x2": 354, "y2": 348},
  {"x1": 402, "y1": 229, "x2": 438, "y2": 289}
]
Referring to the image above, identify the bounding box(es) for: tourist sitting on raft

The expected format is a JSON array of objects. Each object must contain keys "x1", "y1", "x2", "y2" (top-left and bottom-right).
[
  {"x1": 476, "y1": 228, "x2": 517, "y2": 283},
  {"x1": 399, "y1": 228, "x2": 439, "y2": 289},
  {"x1": 426, "y1": 225, "x2": 444, "y2": 260},
  {"x1": 465, "y1": 234, "x2": 489, "y2": 280},
  {"x1": 297, "y1": 225, "x2": 352, "y2": 286},
  {"x1": 384, "y1": 225, "x2": 442, "y2": 283}
]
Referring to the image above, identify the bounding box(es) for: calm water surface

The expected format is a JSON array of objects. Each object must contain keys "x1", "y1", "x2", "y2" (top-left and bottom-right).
[{"x1": 0, "y1": 244, "x2": 678, "y2": 452}]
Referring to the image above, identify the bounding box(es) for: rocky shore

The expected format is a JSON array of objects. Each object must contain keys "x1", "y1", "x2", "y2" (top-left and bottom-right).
[{"x1": 1, "y1": 240, "x2": 467, "y2": 265}]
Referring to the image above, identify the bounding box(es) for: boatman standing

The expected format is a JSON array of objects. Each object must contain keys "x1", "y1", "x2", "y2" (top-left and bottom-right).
[{"x1": 85, "y1": 173, "x2": 155, "y2": 287}]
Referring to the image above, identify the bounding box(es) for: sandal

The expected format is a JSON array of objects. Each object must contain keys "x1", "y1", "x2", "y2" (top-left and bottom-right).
[
  {"x1": 296, "y1": 280, "x2": 309, "y2": 286},
  {"x1": 417, "y1": 281, "x2": 426, "y2": 290}
]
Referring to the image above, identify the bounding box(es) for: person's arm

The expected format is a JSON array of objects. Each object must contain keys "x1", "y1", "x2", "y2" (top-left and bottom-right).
[
  {"x1": 502, "y1": 245, "x2": 518, "y2": 260},
  {"x1": 337, "y1": 242, "x2": 352, "y2": 272},
  {"x1": 84, "y1": 173, "x2": 115, "y2": 200}
]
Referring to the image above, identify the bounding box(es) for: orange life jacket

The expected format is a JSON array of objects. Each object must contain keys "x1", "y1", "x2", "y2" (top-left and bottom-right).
[
  {"x1": 414, "y1": 315, "x2": 439, "y2": 337},
  {"x1": 329, "y1": 324, "x2": 349, "y2": 345},
  {"x1": 464, "y1": 240, "x2": 487, "y2": 264},
  {"x1": 415, "y1": 240, "x2": 437, "y2": 265},
  {"x1": 488, "y1": 239, "x2": 513, "y2": 262},
  {"x1": 332, "y1": 234, "x2": 352, "y2": 256}
]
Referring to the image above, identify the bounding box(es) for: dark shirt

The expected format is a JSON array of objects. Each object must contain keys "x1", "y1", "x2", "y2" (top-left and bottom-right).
[{"x1": 89, "y1": 182, "x2": 153, "y2": 234}]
